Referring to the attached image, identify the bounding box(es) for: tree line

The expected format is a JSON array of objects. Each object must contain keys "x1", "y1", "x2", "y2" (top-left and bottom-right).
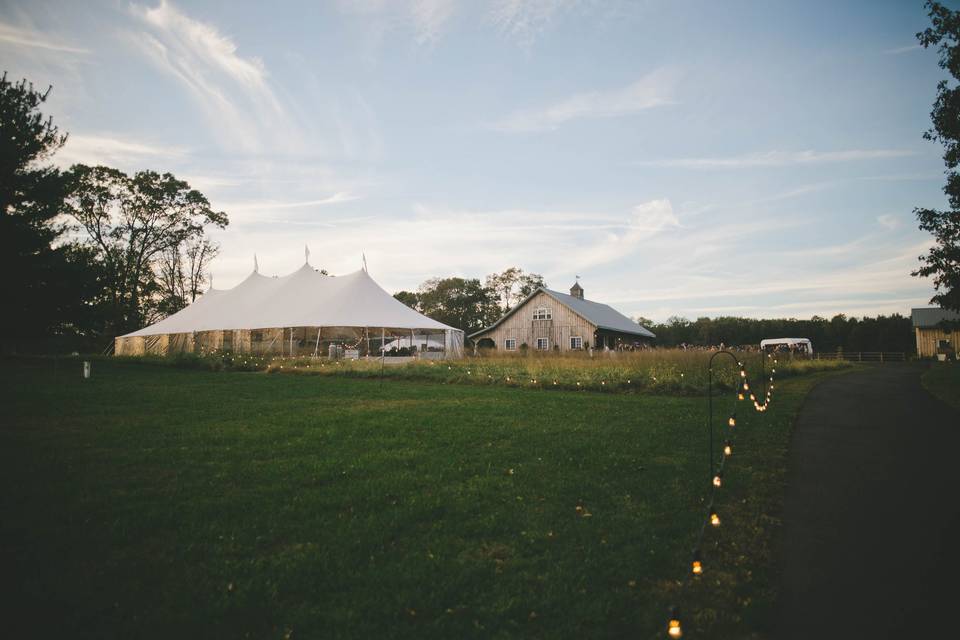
[
  {"x1": 636, "y1": 314, "x2": 915, "y2": 353},
  {"x1": 1, "y1": 74, "x2": 226, "y2": 353}
]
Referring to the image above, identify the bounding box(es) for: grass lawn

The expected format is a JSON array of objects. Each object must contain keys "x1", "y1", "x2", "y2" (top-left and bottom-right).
[
  {"x1": 0, "y1": 358, "x2": 840, "y2": 639},
  {"x1": 921, "y1": 361, "x2": 960, "y2": 410}
]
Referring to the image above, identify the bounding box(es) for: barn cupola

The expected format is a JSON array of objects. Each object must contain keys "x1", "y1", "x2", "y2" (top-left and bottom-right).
[{"x1": 570, "y1": 281, "x2": 584, "y2": 300}]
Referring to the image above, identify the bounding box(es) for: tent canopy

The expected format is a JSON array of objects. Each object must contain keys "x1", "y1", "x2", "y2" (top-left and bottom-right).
[{"x1": 122, "y1": 263, "x2": 459, "y2": 337}]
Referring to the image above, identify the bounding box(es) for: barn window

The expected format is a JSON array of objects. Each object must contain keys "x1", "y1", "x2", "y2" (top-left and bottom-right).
[
  {"x1": 570, "y1": 336, "x2": 583, "y2": 350},
  {"x1": 533, "y1": 307, "x2": 552, "y2": 320},
  {"x1": 505, "y1": 338, "x2": 517, "y2": 351},
  {"x1": 536, "y1": 337, "x2": 549, "y2": 350}
]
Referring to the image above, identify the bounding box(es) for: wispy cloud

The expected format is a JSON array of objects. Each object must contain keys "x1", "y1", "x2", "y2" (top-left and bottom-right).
[
  {"x1": 639, "y1": 149, "x2": 916, "y2": 169},
  {"x1": 221, "y1": 192, "x2": 360, "y2": 215},
  {"x1": 55, "y1": 133, "x2": 187, "y2": 169},
  {"x1": 884, "y1": 44, "x2": 922, "y2": 55},
  {"x1": 410, "y1": 0, "x2": 457, "y2": 44},
  {"x1": 877, "y1": 214, "x2": 901, "y2": 230},
  {"x1": 335, "y1": 0, "x2": 457, "y2": 46},
  {"x1": 0, "y1": 20, "x2": 89, "y2": 54},
  {"x1": 489, "y1": 0, "x2": 578, "y2": 47},
  {"x1": 127, "y1": 1, "x2": 296, "y2": 152},
  {"x1": 490, "y1": 68, "x2": 678, "y2": 132},
  {"x1": 569, "y1": 199, "x2": 679, "y2": 268}
]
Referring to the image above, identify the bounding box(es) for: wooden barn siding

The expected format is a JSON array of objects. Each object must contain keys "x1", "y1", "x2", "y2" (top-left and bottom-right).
[
  {"x1": 915, "y1": 327, "x2": 960, "y2": 357},
  {"x1": 480, "y1": 291, "x2": 596, "y2": 351}
]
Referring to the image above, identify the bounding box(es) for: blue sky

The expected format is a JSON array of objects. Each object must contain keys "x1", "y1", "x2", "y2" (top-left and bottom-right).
[{"x1": 0, "y1": 0, "x2": 952, "y2": 321}]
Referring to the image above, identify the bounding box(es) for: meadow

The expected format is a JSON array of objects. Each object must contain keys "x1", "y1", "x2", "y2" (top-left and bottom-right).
[
  {"x1": 120, "y1": 348, "x2": 850, "y2": 396},
  {"x1": 0, "y1": 356, "x2": 850, "y2": 639}
]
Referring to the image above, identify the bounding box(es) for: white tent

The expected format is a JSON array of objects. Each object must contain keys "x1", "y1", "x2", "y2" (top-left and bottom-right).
[{"x1": 115, "y1": 261, "x2": 464, "y2": 358}]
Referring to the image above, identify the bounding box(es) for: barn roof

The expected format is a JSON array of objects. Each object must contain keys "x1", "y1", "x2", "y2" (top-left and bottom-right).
[
  {"x1": 911, "y1": 307, "x2": 960, "y2": 328},
  {"x1": 470, "y1": 287, "x2": 656, "y2": 339}
]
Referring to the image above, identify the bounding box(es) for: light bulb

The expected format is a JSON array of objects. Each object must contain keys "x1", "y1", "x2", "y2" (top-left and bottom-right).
[
  {"x1": 691, "y1": 550, "x2": 703, "y2": 575},
  {"x1": 750, "y1": 393, "x2": 756, "y2": 402},
  {"x1": 668, "y1": 608, "x2": 683, "y2": 638},
  {"x1": 728, "y1": 416, "x2": 736, "y2": 427},
  {"x1": 743, "y1": 382, "x2": 749, "y2": 391},
  {"x1": 710, "y1": 510, "x2": 720, "y2": 527},
  {"x1": 740, "y1": 370, "x2": 746, "y2": 378},
  {"x1": 713, "y1": 473, "x2": 722, "y2": 488},
  {"x1": 724, "y1": 440, "x2": 732, "y2": 456},
  {"x1": 738, "y1": 392, "x2": 744, "y2": 401}
]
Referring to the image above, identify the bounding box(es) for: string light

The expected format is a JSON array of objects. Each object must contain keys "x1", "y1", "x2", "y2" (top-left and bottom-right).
[
  {"x1": 691, "y1": 549, "x2": 703, "y2": 575},
  {"x1": 709, "y1": 509, "x2": 720, "y2": 527},
  {"x1": 728, "y1": 415, "x2": 736, "y2": 427},
  {"x1": 668, "y1": 608, "x2": 683, "y2": 638},
  {"x1": 723, "y1": 440, "x2": 732, "y2": 457},
  {"x1": 712, "y1": 472, "x2": 722, "y2": 488},
  {"x1": 737, "y1": 392, "x2": 745, "y2": 401}
]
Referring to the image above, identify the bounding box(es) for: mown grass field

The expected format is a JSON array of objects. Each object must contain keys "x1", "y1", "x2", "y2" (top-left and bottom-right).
[
  {"x1": 921, "y1": 361, "x2": 960, "y2": 410},
  {"x1": 0, "y1": 357, "x2": 848, "y2": 639}
]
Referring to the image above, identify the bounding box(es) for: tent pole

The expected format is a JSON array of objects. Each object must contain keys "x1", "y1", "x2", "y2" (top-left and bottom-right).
[
  {"x1": 289, "y1": 327, "x2": 294, "y2": 357},
  {"x1": 380, "y1": 328, "x2": 386, "y2": 387},
  {"x1": 366, "y1": 327, "x2": 370, "y2": 359},
  {"x1": 313, "y1": 327, "x2": 321, "y2": 357}
]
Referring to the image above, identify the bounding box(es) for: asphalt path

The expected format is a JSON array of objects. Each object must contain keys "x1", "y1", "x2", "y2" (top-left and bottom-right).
[{"x1": 777, "y1": 364, "x2": 960, "y2": 638}]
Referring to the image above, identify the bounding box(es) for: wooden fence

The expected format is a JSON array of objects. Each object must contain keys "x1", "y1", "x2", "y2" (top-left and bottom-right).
[{"x1": 813, "y1": 351, "x2": 907, "y2": 362}]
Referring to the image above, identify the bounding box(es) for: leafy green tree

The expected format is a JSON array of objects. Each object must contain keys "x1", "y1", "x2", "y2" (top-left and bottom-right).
[
  {"x1": 914, "y1": 1, "x2": 960, "y2": 311},
  {"x1": 64, "y1": 165, "x2": 228, "y2": 335},
  {"x1": 413, "y1": 277, "x2": 500, "y2": 334},
  {"x1": 393, "y1": 290, "x2": 419, "y2": 309},
  {"x1": 156, "y1": 237, "x2": 219, "y2": 319},
  {"x1": 0, "y1": 73, "x2": 99, "y2": 353},
  {"x1": 485, "y1": 267, "x2": 547, "y2": 310}
]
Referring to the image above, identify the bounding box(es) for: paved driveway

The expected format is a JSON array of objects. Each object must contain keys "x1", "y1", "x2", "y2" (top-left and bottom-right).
[{"x1": 777, "y1": 364, "x2": 960, "y2": 638}]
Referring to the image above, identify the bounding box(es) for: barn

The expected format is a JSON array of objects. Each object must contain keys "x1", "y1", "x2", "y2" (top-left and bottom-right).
[
  {"x1": 115, "y1": 259, "x2": 465, "y2": 359},
  {"x1": 470, "y1": 282, "x2": 655, "y2": 352},
  {"x1": 911, "y1": 307, "x2": 960, "y2": 359}
]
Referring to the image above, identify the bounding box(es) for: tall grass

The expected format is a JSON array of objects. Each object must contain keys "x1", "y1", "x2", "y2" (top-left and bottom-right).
[
  {"x1": 109, "y1": 349, "x2": 852, "y2": 395},
  {"x1": 271, "y1": 351, "x2": 850, "y2": 394}
]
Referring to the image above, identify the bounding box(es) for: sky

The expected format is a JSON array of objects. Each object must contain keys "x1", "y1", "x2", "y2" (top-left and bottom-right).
[{"x1": 0, "y1": 0, "x2": 953, "y2": 322}]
